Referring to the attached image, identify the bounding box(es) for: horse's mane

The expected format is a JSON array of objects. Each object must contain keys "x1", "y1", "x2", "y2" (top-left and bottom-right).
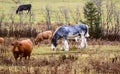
[{"x1": 52, "y1": 26, "x2": 62, "y2": 37}]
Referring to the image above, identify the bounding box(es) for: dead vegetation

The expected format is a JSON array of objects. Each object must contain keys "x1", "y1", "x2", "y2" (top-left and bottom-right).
[
  {"x1": 0, "y1": 51, "x2": 120, "y2": 74},
  {"x1": 0, "y1": 38, "x2": 120, "y2": 74}
]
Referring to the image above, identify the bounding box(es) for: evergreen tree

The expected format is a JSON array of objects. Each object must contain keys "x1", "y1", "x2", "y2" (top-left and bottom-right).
[{"x1": 84, "y1": 1, "x2": 102, "y2": 38}]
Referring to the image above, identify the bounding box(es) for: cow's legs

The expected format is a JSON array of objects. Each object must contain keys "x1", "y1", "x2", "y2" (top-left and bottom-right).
[
  {"x1": 27, "y1": 10, "x2": 31, "y2": 14},
  {"x1": 14, "y1": 55, "x2": 19, "y2": 61},
  {"x1": 27, "y1": 55, "x2": 31, "y2": 60},
  {"x1": 20, "y1": 53, "x2": 23, "y2": 61}
]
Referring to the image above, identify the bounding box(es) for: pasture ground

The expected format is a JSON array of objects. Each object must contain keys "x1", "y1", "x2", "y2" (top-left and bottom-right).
[
  {"x1": 0, "y1": 38, "x2": 120, "y2": 74},
  {"x1": 0, "y1": 0, "x2": 120, "y2": 73}
]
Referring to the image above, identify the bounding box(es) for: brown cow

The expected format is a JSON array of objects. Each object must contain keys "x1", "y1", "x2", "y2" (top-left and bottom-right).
[
  {"x1": 34, "y1": 30, "x2": 53, "y2": 45},
  {"x1": 0, "y1": 37, "x2": 4, "y2": 44},
  {"x1": 0, "y1": 37, "x2": 5, "y2": 52},
  {"x1": 11, "y1": 39, "x2": 33, "y2": 61}
]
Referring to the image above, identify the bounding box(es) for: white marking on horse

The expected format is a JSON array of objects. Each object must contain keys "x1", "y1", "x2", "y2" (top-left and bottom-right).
[
  {"x1": 64, "y1": 39, "x2": 69, "y2": 51},
  {"x1": 67, "y1": 34, "x2": 80, "y2": 42},
  {"x1": 52, "y1": 26, "x2": 62, "y2": 37},
  {"x1": 79, "y1": 31, "x2": 88, "y2": 48},
  {"x1": 51, "y1": 44, "x2": 56, "y2": 50}
]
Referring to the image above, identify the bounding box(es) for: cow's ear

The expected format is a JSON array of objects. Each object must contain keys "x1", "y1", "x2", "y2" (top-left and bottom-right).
[
  {"x1": 11, "y1": 43, "x2": 14, "y2": 46},
  {"x1": 19, "y1": 43, "x2": 22, "y2": 46}
]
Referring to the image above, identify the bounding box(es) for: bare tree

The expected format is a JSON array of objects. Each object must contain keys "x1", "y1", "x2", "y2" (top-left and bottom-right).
[
  {"x1": 69, "y1": 6, "x2": 81, "y2": 24},
  {"x1": 9, "y1": 10, "x2": 15, "y2": 37},
  {"x1": 113, "y1": 5, "x2": 120, "y2": 39},
  {"x1": 54, "y1": 10, "x2": 62, "y2": 23},
  {"x1": 60, "y1": 6, "x2": 69, "y2": 25},
  {"x1": 0, "y1": 13, "x2": 5, "y2": 30},
  {"x1": 104, "y1": 1, "x2": 114, "y2": 35},
  {"x1": 45, "y1": 6, "x2": 52, "y2": 30}
]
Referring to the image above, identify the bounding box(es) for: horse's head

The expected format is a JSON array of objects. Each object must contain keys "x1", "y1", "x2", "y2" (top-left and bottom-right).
[
  {"x1": 51, "y1": 26, "x2": 63, "y2": 50},
  {"x1": 78, "y1": 24, "x2": 90, "y2": 37},
  {"x1": 51, "y1": 37, "x2": 57, "y2": 50}
]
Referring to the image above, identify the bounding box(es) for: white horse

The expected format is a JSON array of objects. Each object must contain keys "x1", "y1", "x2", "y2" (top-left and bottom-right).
[{"x1": 51, "y1": 23, "x2": 90, "y2": 51}]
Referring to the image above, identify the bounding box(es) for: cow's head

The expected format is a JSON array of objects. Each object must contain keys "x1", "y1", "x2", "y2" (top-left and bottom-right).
[
  {"x1": 11, "y1": 41, "x2": 22, "y2": 52},
  {"x1": 34, "y1": 38, "x2": 39, "y2": 45}
]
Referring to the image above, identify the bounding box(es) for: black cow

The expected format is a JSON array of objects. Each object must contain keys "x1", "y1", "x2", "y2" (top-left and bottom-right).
[{"x1": 16, "y1": 4, "x2": 32, "y2": 14}]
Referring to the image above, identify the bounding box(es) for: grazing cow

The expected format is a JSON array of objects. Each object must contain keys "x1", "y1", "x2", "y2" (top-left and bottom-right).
[
  {"x1": 0, "y1": 37, "x2": 5, "y2": 53},
  {"x1": 0, "y1": 37, "x2": 4, "y2": 44},
  {"x1": 11, "y1": 39, "x2": 33, "y2": 61},
  {"x1": 16, "y1": 4, "x2": 32, "y2": 14},
  {"x1": 34, "y1": 30, "x2": 53, "y2": 45}
]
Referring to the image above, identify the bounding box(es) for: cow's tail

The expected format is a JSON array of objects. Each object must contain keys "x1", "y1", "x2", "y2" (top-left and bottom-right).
[
  {"x1": 16, "y1": 10, "x2": 18, "y2": 14},
  {"x1": 85, "y1": 25, "x2": 90, "y2": 37},
  {"x1": 29, "y1": 4, "x2": 32, "y2": 9}
]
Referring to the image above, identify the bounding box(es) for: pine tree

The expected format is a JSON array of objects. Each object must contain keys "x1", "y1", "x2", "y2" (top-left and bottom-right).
[{"x1": 84, "y1": 1, "x2": 102, "y2": 38}]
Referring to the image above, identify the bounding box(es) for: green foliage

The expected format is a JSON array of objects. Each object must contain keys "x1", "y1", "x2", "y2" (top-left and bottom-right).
[{"x1": 84, "y1": 1, "x2": 103, "y2": 38}]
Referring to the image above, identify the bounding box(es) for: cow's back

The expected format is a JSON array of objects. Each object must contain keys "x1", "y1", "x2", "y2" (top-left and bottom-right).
[
  {"x1": 43, "y1": 31, "x2": 53, "y2": 38},
  {"x1": 20, "y1": 39, "x2": 33, "y2": 53},
  {"x1": 0, "y1": 37, "x2": 4, "y2": 44}
]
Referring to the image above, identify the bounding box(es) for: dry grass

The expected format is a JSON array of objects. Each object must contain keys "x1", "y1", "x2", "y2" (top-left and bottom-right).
[
  {"x1": 0, "y1": 38, "x2": 120, "y2": 74},
  {"x1": 0, "y1": 0, "x2": 120, "y2": 73}
]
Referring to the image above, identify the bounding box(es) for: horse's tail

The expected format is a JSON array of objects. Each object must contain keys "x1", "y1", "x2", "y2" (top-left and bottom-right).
[{"x1": 84, "y1": 25, "x2": 90, "y2": 37}]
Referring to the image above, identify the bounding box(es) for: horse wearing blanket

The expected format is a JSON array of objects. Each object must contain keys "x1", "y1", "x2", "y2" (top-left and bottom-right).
[{"x1": 51, "y1": 24, "x2": 90, "y2": 51}]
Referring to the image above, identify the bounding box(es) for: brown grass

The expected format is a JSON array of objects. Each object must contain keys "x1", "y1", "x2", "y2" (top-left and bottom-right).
[{"x1": 0, "y1": 37, "x2": 120, "y2": 74}]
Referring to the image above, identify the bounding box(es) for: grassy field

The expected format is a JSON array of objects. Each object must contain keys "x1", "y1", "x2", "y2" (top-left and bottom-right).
[
  {"x1": 1, "y1": 0, "x2": 120, "y2": 23},
  {"x1": 32, "y1": 44, "x2": 120, "y2": 55},
  {"x1": 0, "y1": 38, "x2": 120, "y2": 73},
  {"x1": 0, "y1": 0, "x2": 120, "y2": 73},
  {"x1": 0, "y1": 44, "x2": 120, "y2": 73},
  {"x1": 0, "y1": 0, "x2": 87, "y2": 23}
]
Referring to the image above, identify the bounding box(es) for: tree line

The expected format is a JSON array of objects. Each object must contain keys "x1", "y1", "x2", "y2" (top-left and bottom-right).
[{"x1": 0, "y1": 0, "x2": 120, "y2": 40}]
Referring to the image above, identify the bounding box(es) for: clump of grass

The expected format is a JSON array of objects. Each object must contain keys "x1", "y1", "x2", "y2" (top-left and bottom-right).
[
  {"x1": 89, "y1": 55, "x2": 120, "y2": 73},
  {"x1": 70, "y1": 46, "x2": 77, "y2": 51}
]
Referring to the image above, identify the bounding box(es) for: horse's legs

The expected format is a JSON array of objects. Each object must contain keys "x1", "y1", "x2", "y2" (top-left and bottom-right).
[
  {"x1": 84, "y1": 37, "x2": 88, "y2": 47},
  {"x1": 61, "y1": 39, "x2": 65, "y2": 50},
  {"x1": 79, "y1": 32, "x2": 87, "y2": 48},
  {"x1": 63, "y1": 39, "x2": 69, "y2": 51},
  {"x1": 74, "y1": 36, "x2": 80, "y2": 42}
]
